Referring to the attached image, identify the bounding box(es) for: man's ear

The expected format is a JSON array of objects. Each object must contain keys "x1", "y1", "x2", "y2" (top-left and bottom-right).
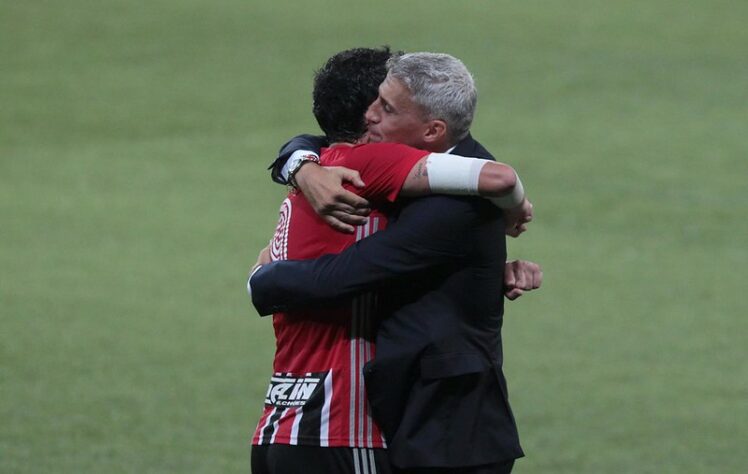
[{"x1": 423, "y1": 119, "x2": 448, "y2": 145}]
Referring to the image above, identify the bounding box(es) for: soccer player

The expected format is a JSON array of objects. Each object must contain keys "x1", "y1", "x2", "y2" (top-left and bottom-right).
[{"x1": 250, "y1": 47, "x2": 534, "y2": 474}]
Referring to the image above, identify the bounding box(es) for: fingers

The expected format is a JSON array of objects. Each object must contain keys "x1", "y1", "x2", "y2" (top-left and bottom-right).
[
  {"x1": 328, "y1": 166, "x2": 366, "y2": 188},
  {"x1": 532, "y1": 266, "x2": 543, "y2": 289},
  {"x1": 300, "y1": 165, "x2": 371, "y2": 233},
  {"x1": 323, "y1": 215, "x2": 355, "y2": 234},
  {"x1": 251, "y1": 245, "x2": 271, "y2": 274},
  {"x1": 519, "y1": 261, "x2": 542, "y2": 290},
  {"x1": 339, "y1": 168, "x2": 366, "y2": 188},
  {"x1": 505, "y1": 288, "x2": 524, "y2": 301},
  {"x1": 334, "y1": 189, "x2": 371, "y2": 212},
  {"x1": 505, "y1": 199, "x2": 533, "y2": 237},
  {"x1": 504, "y1": 261, "x2": 517, "y2": 289},
  {"x1": 259, "y1": 245, "x2": 271, "y2": 265},
  {"x1": 507, "y1": 222, "x2": 528, "y2": 238},
  {"x1": 330, "y1": 210, "x2": 368, "y2": 226},
  {"x1": 523, "y1": 201, "x2": 534, "y2": 222},
  {"x1": 323, "y1": 211, "x2": 375, "y2": 233},
  {"x1": 511, "y1": 261, "x2": 544, "y2": 290},
  {"x1": 504, "y1": 259, "x2": 543, "y2": 303},
  {"x1": 514, "y1": 264, "x2": 528, "y2": 290},
  {"x1": 506, "y1": 227, "x2": 522, "y2": 238},
  {"x1": 323, "y1": 201, "x2": 371, "y2": 216}
]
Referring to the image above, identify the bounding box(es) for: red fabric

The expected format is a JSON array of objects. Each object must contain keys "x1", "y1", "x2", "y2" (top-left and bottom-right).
[{"x1": 253, "y1": 143, "x2": 427, "y2": 448}]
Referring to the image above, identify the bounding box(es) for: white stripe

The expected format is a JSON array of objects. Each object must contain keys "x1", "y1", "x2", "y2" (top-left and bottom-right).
[
  {"x1": 268, "y1": 375, "x2": 324, "y2": 384},
  {"x1": 349, "y1": 298, "x2": 358, "y2": 446},
  {"x1": 360, "y1": 448, "x2": 370, "y2": 474},
  {"x1": 353, "y1": 447, "x2": 362, "y2": 474},
  {"x1": 351, "y1": 216, "x2": 374, "y2": 448},
  {"x1": 368, "y1": 448, "x2": 377, "y2": 474},
  {"x1": 320, "y1": 371, "x2": 333, "y2": 446},
  {"x1": 358, "y1": 312, "x2": 366, "y2": 446},
  {"x1": 372, "y1": 217, "x2": 379, "y2": 234},
  {"x1": 282, "y1": 200, "x2": 290, "y2": 260},
  {"x1": 363, "y1": 294, "x2": 373, "y2": 448},
  {"x1": 289, "y1": 407, "x2": 302, "y2": 445},
  {"x1": 258, "y1": 407, "x2": 276, "y2": 444},
  {"x1": 269, "y1": 408, "x2": 284, "y2": 444}
]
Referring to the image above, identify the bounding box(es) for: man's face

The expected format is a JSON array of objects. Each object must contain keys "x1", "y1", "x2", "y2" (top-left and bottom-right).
[{"x1": 365, "y1": 74, "x2": 431, "y2": 149}]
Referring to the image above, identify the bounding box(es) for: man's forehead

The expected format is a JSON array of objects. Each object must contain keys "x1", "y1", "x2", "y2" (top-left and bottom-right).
[{"x1": 380, "y1": 75, "x2": 409, "y2": 100}]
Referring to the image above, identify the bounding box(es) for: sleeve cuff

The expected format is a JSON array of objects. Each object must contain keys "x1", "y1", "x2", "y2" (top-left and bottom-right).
[{"x1": 246, "y1": 264, "x2": 264, "y2": 298}]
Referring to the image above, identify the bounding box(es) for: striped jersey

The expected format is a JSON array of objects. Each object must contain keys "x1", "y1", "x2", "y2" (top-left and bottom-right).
[{"x1": 252, "y1": 142, "x2": 428, "y2": 448}]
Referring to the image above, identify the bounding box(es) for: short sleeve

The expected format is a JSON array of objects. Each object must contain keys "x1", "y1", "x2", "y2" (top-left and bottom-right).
[{"x1": 341, "y1": 143, "x2": 428, "y2": 203}]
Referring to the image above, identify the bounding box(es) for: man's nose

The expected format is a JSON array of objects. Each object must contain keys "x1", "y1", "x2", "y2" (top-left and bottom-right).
[{"x1": 365, "y1": 103, "x2": 379, "y2": 124}]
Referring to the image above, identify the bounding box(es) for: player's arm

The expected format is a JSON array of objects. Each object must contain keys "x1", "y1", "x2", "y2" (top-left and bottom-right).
[
  {"x1": 250, "y1": 196, "x2": 476, "y2": 316},
  {"x1": 270, "y1": 136, "x2": 530, "y2": 235},
  {"x1": 385, "y1": 152, "x2": 531, "y2": 237},
  {"x1": 270, "y1": 134, "x2": 372, "y2": 233},
  {"x1": 400, "y1": 153, "x2": 528, "y2": 213}
]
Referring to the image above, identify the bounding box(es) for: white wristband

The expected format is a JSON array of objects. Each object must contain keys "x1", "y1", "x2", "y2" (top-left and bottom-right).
[
  {"x1": 426, "y1": 153, "x2": 487, "y2": 195},
  {"x1": 490, "y1": 172, "x2": 525, "y2": 209}
]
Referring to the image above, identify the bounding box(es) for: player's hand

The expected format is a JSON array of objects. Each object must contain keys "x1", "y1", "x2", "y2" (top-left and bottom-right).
[
  {"x1": 504, "y1": 198, "x2": 533, "y2": 238},
  {"x1": 295, "y1": 163, "x2": 371, "y2": 234},
  {"x1": 504, "y1": 260, "x2": 543, "y2": 300},
  {"x1": 251, "y1": 245, "x2": 271, "y2": 274}
]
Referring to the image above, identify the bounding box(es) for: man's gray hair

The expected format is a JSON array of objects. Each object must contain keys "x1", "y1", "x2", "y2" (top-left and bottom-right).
[{"x1": 386, "y1": 52, "x2": 477, "y2": 143}]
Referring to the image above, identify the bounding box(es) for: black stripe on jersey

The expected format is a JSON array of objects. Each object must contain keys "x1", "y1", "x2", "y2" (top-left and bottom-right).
[
  {"x1": 260, "y1": 408, "x2": 284, "y2": 444},
  {"x1": 297, "y1": 372, "x2": 328, "y2": 445}
]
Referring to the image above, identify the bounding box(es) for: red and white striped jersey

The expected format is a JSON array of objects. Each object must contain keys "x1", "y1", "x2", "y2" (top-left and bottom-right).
[{"x1": 252, "y1": 143, "x2": 428, "y2": 448}]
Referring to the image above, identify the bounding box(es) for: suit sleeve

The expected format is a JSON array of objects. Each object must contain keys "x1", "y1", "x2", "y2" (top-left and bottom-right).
[
  {"x1": 269, "y1": 134, "x2": 328, "y2": 184},
  {"x1": 251, "y1": 196, "x2": 479, "y2": 315}
]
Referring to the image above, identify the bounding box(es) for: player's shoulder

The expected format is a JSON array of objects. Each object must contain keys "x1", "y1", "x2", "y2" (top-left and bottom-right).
[
  {"x1": 350, "y1": 142, "x2": 427, "y2": 159},
  {"x1": 322, "y1": 143, "x2": 428, "y2": 170},
  {"x1": 321, "y1": 143, "x2": 418, "y2": 164}
]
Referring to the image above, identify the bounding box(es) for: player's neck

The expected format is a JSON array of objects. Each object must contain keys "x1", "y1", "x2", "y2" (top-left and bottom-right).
[
  {"x1": 328, "y1": 141, "x2": 356, "y2": 148},
  {"x1": 330, "y1": 135, "x2": 367, "y2": 148}
]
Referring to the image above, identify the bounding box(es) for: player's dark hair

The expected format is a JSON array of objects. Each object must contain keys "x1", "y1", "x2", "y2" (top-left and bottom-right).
[{"x1": 312, "y1": 46, "x2": 394, "y2": 143}]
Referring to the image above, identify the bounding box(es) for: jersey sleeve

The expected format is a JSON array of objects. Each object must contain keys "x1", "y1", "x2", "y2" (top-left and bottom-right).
[{"x1": 342, "y1": 143, "x2": 429, "y2": 203}]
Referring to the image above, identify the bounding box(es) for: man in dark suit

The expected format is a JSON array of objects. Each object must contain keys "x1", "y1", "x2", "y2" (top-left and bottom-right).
[{"x1": 250, "y1": 52, "x2": 539, "y2": 473}]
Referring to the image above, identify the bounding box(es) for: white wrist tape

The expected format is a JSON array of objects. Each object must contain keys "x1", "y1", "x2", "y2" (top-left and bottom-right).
[
  {"x1": 426, "y1": 153, "x2": 487, "y2": 195},
  {"x1": 490, "y1": 172, "x2": 525, "y2": 209}
]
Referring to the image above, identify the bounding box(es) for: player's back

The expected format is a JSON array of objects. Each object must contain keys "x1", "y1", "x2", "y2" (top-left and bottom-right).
[{"x1": 254, "y1": 142, "x2": 427, "y2": 448}]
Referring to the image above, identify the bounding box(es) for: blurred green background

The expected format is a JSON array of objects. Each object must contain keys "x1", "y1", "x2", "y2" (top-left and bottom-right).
[{"x1": 2, "y1": 0, "x2": 746, "y2": 472}]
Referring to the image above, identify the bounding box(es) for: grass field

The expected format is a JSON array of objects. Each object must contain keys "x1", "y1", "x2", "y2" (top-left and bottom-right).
[{"x1": 2, "y1": 1, "x2": 747, "y2": 472}]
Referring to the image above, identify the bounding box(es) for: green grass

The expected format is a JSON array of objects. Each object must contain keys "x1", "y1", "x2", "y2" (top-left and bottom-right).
[{"x1": 2, "y1": 1, "x2": 746, "y2": 472}]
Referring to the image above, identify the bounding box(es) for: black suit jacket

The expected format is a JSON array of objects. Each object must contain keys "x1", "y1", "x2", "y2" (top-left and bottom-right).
[{"x1": 254, "y1": 135, "x2": 524, "y2": 468}]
